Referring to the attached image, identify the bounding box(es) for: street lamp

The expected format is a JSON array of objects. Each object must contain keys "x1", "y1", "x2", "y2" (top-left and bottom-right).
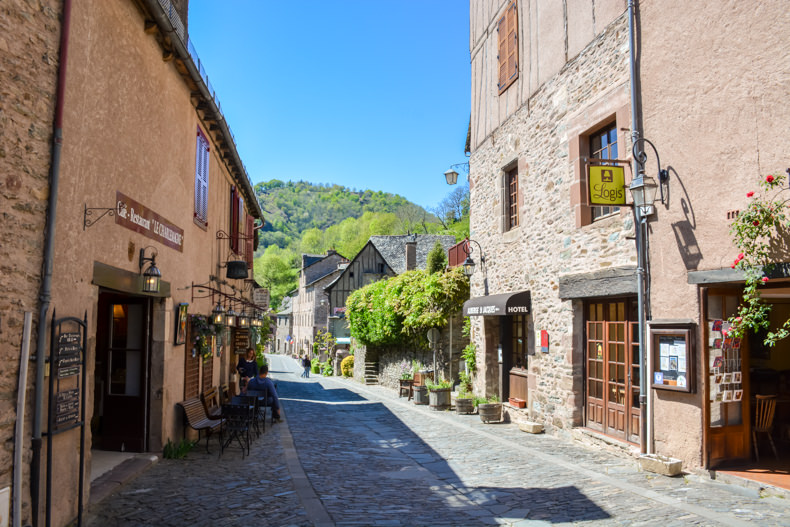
[
  {"x1": 138, "y1": 247, "x2": 161, "y2": 293},
  {"x1": 211, "y1": 301, "x2": 225, "y2": 325},
  {"x1": 444, "y1": 169, "x2": 459, "y2": 185},
  {"x1": 629, "y1": 135, "x2": 670, "y2": 455}
]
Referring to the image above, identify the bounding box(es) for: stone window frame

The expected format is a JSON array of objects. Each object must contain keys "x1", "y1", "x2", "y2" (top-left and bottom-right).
[
  {"x1": 569, "y1": 87, "x2": 631, "y2": 229},
  {"x1": 500, "y1": 158, "x2": 523, "y2": 234}
]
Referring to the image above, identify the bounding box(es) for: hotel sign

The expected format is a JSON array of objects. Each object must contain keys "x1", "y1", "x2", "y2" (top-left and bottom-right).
[
  {"x1": 115, "y1": 191, "x2": 184, "y2": 252},
  {"x1": 588, "y1": 164, "x2": 626, "y2": 206}
]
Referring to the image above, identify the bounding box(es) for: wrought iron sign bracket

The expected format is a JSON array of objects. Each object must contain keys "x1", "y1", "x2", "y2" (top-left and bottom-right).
[{"x1": 83, "y1": 203, "x2": 115, "y2": 230}]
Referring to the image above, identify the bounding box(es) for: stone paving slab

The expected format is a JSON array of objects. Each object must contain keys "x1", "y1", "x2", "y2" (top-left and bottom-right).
[{"x1": 85, "y1": 355, "x2": 790, "y2": 526}]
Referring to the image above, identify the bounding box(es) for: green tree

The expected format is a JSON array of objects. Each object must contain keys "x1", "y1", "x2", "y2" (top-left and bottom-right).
[
  {"x1": 254, "y1": 245, "x2": 298, "y2": 309},
  {"x1": 426, "y1": 241, "x2": 448, "y2": 274}
]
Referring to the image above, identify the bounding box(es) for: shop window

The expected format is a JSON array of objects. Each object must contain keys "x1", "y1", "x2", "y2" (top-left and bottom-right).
[
  {"x1": 497, "y1": 1, "x2": 518, "y2": 94},
  {"x1": 589, "y1": 123, "x2": 619, "y2": 220},
  {"x1": 194, "y1": 128, "x2": 210, "y2": 227}
]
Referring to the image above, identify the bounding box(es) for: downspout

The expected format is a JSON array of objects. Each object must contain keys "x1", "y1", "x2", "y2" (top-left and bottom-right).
[
  {"x1": 32, "y1": 0, "x2": 72, "y2": 523},
  {"x1": 627, "y1": 0, "x2": 650, "y2": 455}
]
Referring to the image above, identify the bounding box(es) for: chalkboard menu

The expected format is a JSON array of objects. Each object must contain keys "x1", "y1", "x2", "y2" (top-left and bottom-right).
[{"x1": 234, "y1": 328, "x2": 250, "y2": 354}]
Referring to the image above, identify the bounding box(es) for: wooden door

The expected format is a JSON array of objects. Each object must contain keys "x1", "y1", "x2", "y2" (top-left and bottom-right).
[
  {"x1": 705, "y1": 290, "x2": 750, "y2": 467},
  {"x1": 94, "y1": 292, "x2": 150, "y2": 452},
  {"x1": 585, "y1": 299, "x2": 639, "y2": 443}
]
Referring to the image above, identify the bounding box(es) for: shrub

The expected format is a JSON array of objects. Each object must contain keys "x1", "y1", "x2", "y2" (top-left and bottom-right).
[
  {"x1": 311, "y1": 357, "x2": 320, "y2": 373},
  {"x1": 340, "y1": 355, "x2": 354, "y2": 377},
  {"x1": 321, "y1": 360, "x2": 334, "y2": 376},
  {"x1": 163, "y1": 439, "x2": 195, "y2": 459}
]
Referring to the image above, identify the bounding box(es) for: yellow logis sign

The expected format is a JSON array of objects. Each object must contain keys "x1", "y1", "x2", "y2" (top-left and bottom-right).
[{"x1": 589, "y1": 164, "x2": 626, "y2": 205}]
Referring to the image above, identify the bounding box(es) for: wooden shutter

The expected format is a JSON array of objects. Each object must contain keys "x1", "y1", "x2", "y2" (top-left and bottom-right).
[
  {"x1": 194, "y1": 129, "x2": 209, "y2": 224},
  {"x1": 245, "y1": 215, "x2": 254, "y2": 268},
  {"x1": 238, "y1": 196, "x2": 245, "y2": 256},
  {"x1": 498, "y1": 1, "x2": 518, "y2": 94},
  {"x1": 501, "y1": 172, "x2": 507, "y2": 233},
  {"x1": 230, "y1": 186, "x2": 239, "y2": 254}
]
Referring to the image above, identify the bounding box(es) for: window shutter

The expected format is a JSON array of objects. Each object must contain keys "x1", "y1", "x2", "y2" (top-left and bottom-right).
[
  {"x1": 498, "y1": 1, "x2": 518, "y2": 94},
  {"x1": 194, "y1": 129, "x2": 209, "y2": 224},
  {"x1": 497, "y1": 12, "x2": 507, "y2": 92},
  {"x1": 238, "y1": 196, "x2": 244, "y2": 256},
  {"x1": 230, "y1": 185, "x2": 239, "y2": 254},
  {"x1": 245, "y1": 215, "x2": 254, "y2": 268},
  {"x1": 506, "y1": 2, "x2": 518, "y2": 83}
]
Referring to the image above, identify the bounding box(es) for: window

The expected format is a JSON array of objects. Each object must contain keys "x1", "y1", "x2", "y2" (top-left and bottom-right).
[
  {"x1": 503, "y1": 166, "x2": 519, "y2": 231},
  {"x1": 589, "y1": 123, "x2": 619, "y2": 220},
  {"x1": 194, "y1": 128, "x2": 209, "y2": 226},
  {"x1": 497, "y1": 1, "x2": 518, "y2": 94}
]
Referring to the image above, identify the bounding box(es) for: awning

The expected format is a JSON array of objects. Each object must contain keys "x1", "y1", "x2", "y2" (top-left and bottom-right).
[
  {"x1": 335, "y1": 337, "x2": 351, "y2": 345},
  {"x1": 463, "y1": 290, "x2": 531, "y2": 316}
]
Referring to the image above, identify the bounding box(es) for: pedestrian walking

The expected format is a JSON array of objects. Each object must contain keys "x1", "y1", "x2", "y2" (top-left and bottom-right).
[{"x1": 302, "y1": 355, "x2": 311, "y2": 378}]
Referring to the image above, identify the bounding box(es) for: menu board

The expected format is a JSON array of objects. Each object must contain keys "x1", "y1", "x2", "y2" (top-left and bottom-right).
[
  {"x1": 234, "y1": 328, "x2": 250, "y2": 354},
  {"x1": 651, "y1": 325, "x2": 695, "y2": 393}
]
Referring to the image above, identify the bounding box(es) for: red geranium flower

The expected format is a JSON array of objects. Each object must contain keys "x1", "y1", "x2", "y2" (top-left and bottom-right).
[
  {"x1": 762, "y1": 277, "x2": 770, "y2": 283},
  {"x1": 735, "y1": 317, "x2": 743, "y2": 323},
  {"x1": 766, "y1": 175, "x2": 775, "y2": 183},
  {"x1": 753, "y1": 220, "x2": 760, "y2": 226},
  {"x1": 746, "y1": 191, "x2": 755, "y2": 197},
  {"x1": 737, "y1": 253, "x2": 744, "y2": 260},
  {"x1": 731, "y1": 264, "x2": 736, "y2": 269}
]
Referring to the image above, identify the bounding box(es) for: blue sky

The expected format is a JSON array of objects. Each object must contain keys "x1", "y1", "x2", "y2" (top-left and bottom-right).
[{"x1": 188, "y1": 1, "x2": 470, "y2": 211}]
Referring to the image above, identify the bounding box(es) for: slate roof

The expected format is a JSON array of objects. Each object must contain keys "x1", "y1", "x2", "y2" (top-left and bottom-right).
[{"x1": 369, "y1": 234, "x2": 457, "y2": 275}]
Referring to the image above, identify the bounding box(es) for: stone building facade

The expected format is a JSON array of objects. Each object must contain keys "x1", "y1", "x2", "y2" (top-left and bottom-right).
[
  {"x1": 1, "y1": 1, "x2": 62, "y2": 523},
  {"x1": 467, "y1": 0, "x2": 790, "y2": 473},
  {"x1": 2, "y1": 1, "x2": 264, "y2": 525},
  {"x1": 467, "y1": 0, "x2": 633, "y2": 437},
  {"x1": 291, "y1": 251, "x2": 347, "y2": 356}
]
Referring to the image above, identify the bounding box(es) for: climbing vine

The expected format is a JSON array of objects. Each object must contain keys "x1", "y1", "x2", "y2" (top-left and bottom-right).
[
  {"x1": 727, "y1": 171, "x2": 790, "y2": 345},
  {"x1": 346, "y1": 267, "x2": 469, "y2": 346}
]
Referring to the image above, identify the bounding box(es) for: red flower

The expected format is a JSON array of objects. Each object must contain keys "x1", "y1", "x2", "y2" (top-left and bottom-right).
[
  {"x1": 735, "y1": 317, "x2": 743, "y2": 323},
  {"x1": 762, "y1": 277, "x2": 770, "y2": 283},
  {"x1": 746, "y1": 191, "x2": 755, "y2": 198},
  {"x1": 753, "y1": 220, "x2": 760, "y2": 226},
  {"x1": 737, "y1": 253, "x2": 744, "y2": 260},
  {"x1": 766, "y1": 175, "x2": 775, "y2": 183},
  {"x1": 731, "y1": 264, "x2": 736, "y2": 269}
]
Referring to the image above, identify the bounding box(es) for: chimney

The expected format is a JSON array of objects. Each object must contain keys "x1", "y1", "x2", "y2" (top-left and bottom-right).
[{"x1": 405, "y1": 239, "x2": 417, "y2": 271}]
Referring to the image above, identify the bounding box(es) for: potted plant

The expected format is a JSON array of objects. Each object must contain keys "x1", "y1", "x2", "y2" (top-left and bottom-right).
[
  {"x1": 426, "y1": 378, "x2": 453, "y2": 410},
  {"x1": 476, "y1": 395, "x2": 502, "y2": 423},
  {"x1": 454, "y1": 388, "x2": 475, "y2": 415}
]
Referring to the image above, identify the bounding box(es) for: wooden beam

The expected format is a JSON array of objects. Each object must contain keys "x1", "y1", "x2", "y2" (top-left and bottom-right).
[
  {"x1": 144, "y1": 20, "x2": 158, "y2": 34},
  {"x1": 162, "y1": 49, "x2": 174, "y2": 62}
]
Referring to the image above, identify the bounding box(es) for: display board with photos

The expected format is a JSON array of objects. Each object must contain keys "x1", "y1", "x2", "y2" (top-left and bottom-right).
[
  {"x1": 707, "y1": 293, "x2": 743, "y2": 428},
  {"x1": 650, "y1": 324, "x2": 695, "y2": 393}
]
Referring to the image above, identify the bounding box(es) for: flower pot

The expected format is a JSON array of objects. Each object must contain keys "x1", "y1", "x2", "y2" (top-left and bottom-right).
[
  {"x1": 455, "y1": 398, "x2": 474, "y2": 415},
  {"x1": 412, "y1": 385, "x2": 429, "y2": 405},
  {"x1": 478, "y1": 402, "x2": 502, "y2": 423},
  {"x1": 429, "y1": 388, "x2": 451, "y2": 410}
]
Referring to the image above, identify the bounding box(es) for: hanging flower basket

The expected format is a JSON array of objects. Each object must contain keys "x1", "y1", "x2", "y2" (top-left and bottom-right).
[{"x1": 190, "y1": 314, "x2": 225, "y2": 360}]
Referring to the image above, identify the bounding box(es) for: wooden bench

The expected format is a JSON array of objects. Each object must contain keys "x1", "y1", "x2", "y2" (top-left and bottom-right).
[
  {"x1": 177, "y1": 397, "x2": 224, "y2": 453},
  {"x1": 201, "y1": 387, "x2": 222, "y2": 419}
]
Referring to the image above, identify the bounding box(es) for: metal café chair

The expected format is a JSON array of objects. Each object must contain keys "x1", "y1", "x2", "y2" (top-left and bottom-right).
[
  {"x1": 220, "y1": 403, "x2": 252, "y2": 458},
  {"x1": 246, "y1": 388, "x2": 270, "y2": 435}
]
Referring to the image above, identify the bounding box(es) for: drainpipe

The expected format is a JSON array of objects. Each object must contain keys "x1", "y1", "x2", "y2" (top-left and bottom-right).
[
  {"x1": 32, "y1": 0, "x2": 72, "y2": 523},
  {"x1": 627, "y1": 0, "x2": 650, "y2": 455}
]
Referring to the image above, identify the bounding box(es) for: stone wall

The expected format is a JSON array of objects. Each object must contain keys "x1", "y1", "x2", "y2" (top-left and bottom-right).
[
  {"x1": 0, "y1": 1, "x2": 62, "y2": 524},
  {"x1": 468, "y1": 14, "x2": 632, "y2": 433}
]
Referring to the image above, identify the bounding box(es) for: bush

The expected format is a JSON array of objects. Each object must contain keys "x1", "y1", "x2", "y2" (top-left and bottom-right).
[
  {"x1": 321, "y1": 360, "x2": 334, "y2": 376},
  {"x1": 311, "y1": 357, "x2": 320, "y2": 373},
  {"x1": 163, "y1": 439, "x2": 195, "y2": 459},
  {"x1": 340, "y1": 355, "x2": 354, "y2": 377}
]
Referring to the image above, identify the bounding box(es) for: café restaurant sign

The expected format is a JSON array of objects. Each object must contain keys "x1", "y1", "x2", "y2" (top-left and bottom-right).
[
  {"x1": 588, "y1": 163, "x2": 626, "y2": 206},
  {"x1": 115, "y1": 191, "x2": 184, "y2": 252}
]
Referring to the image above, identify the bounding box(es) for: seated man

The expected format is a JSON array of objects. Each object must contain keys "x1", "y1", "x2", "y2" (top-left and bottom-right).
[{"x1": 246, "y1": 364, "x2": 282, "y2": 421}]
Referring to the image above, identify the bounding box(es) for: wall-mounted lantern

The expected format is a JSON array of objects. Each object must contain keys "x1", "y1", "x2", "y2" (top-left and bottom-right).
[{"x1": 139, "y1": 247, "x2": 161, "y2": 293}]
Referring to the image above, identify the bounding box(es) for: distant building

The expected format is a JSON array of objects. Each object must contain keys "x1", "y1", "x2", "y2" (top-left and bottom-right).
[
  {"x1": 291, "y1": 251, "x2": 348, "y2": 355},
  {"x1": 275, "y1": 295, "x2": 294, "y2": 355}
]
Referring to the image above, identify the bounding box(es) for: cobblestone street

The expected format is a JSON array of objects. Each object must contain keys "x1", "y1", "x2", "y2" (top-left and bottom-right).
[{"x1": 86, "y1": 355, "x2": 790, "y2": 526}]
